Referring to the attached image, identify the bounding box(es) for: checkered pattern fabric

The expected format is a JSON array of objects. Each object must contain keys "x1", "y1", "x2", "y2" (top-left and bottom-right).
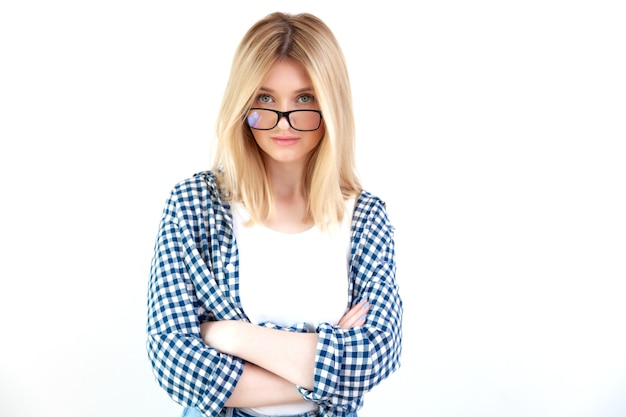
[{"x1": 147, "y1": 171, "x2": 403, "y2": 417}]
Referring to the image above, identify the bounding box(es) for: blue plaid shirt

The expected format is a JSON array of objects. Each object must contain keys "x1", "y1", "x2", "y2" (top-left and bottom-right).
[{"x1": 147, "y1": 171, "x2": 403, "y2": 417}]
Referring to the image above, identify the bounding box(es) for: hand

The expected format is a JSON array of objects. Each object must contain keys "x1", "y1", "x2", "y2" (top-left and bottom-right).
[{"x1": 337, "y1": 299, "x2": 370, "y2": 329}]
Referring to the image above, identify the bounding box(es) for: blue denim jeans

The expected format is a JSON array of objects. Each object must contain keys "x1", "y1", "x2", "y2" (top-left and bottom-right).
[{"x1": 181, "y1": 408, "x2": 357, "y2": 417}]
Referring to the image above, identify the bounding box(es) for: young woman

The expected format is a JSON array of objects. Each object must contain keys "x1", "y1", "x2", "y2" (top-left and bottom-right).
[{"x1": 147, "y1": 12, "x2": 403, "y2": 417}]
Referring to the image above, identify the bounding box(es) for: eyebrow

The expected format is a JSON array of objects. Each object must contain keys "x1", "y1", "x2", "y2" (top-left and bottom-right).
[{"x1": 257, "y1": 87, "x2": 314, "y2": 94}]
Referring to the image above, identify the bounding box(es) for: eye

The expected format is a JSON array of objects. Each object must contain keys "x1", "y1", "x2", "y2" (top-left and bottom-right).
[
  {"x1": 257, "y1": 94, "x2": 273, "y2": 104},
  {"x1": 298, "y1": 94, "x2": 314, "y2": 104}
]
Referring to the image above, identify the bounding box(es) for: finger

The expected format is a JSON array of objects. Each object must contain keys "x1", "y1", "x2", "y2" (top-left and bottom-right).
[
  {"x1": 342, "y1": 310, "x2": 367, "y2": 328},
  {"x1": 338, "y1": 300, "x2": 369, "y2": 328},
  {"x1": 340, "y1": 301, "x2": 366, "y2": 323}
]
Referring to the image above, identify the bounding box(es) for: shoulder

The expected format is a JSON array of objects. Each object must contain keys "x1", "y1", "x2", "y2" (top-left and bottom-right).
[
  {"x1": 352, "y1": 190, "x2": 394, "y2": 235},
  {"x1": 167, "y1": 170, "x2": 219, "y2": 199},
  {"x1": 163, "y1": 170, "x2": 227, "y2": 217},
  {"x1": 354, "y1": 190, "x2": 389, "y2": 220}
]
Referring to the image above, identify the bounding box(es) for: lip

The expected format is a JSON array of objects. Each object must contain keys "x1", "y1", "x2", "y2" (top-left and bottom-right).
[{"x1": 271, "y1": 136, "x2": 300, "y2": 146}]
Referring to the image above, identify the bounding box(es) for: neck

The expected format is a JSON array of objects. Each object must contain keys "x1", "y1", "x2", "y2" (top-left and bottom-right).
[
  {"x1": 263, "y1": 160, "x2": 312, "y2": 233},
  {"x1": 265, "y1": 160, "x2": 307, "y2": 201}
]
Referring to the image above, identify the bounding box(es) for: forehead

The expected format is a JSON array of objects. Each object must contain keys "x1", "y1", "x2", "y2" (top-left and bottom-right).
[{"x1": 259, "y1": 60, "x2": 313, "y2": 92}]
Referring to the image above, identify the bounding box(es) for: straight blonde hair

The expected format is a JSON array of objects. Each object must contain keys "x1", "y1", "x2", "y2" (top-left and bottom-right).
[{"x1": 211, "y1": 12, "x2": 361, "y2": 228}]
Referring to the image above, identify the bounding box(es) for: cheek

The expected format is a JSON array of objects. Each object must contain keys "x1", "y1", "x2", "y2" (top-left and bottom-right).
[
  {"x1": 313, "y1": 126, "x2": 325, "y2": 146},
  {"x1": 310, "y1": 121, "x2": 325, "y2": 141},
  {"x1": 306, "y1": 132, "x2": 323, "y2": 149},
  {"x1": 249, "y1": 130, "x2": 264, "y2": 146}
]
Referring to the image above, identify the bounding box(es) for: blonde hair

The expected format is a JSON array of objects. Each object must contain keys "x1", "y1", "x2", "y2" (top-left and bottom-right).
[{"x1": 211, "y1": 12, "x2": 361, "y2": 227}]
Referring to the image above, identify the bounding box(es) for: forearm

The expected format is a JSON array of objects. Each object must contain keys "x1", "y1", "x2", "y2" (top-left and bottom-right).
[
  {"x1": 203, "y1": 321, "x2": 318, "y2": 389},
  {"x1": 225, "y1": 362, "x2": 306, "y2": 407}
]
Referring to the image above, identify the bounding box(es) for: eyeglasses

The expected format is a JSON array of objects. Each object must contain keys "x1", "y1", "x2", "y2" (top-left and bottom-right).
[{"x1": 246, "y1": 108, "x2": 323, "y2": 132}]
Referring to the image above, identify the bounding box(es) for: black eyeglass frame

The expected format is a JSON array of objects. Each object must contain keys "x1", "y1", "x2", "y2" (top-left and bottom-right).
[{"x1": 247, "y1": 108, "x2": 323, "y2": 132}]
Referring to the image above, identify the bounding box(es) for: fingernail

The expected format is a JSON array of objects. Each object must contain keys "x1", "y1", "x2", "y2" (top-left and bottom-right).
[
  {"x1": 359, "y1": 315, "x2": 367, "y2": 322},
  {"x1": 361, "y1": 302, "x2": 369, "y2": 310},
  {"x1": 352, "y1": 297, "x2": 362, "y2": 306}
]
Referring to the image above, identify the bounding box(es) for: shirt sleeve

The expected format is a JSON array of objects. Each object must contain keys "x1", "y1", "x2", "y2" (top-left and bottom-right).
[
  {"x1": 146, "y1": 192, "x2": 245, "y2": 416},
  {"x1": 298, "y1": 194, "x2": 403, "y2": 410}
]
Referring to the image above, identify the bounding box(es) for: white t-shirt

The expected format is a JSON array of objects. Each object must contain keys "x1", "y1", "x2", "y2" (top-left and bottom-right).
[{"x1": 231, "y1": 199, "x2": 354, "y2": 415}]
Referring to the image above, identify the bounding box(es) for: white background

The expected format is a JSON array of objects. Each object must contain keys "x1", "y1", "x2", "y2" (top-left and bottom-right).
[{"x1": 1, "y1": 1, "x2": 625, "y2": 416}]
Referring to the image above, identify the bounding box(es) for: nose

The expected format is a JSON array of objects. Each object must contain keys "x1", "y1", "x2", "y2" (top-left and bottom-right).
[{"x1": 276, "y1": 113, "x2": 291, "y2": 129}]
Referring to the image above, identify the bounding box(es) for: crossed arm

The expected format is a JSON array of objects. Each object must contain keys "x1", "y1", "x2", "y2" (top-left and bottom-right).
[{"x1": 199, "y1": 300, "x2": 370, "y2": 407}]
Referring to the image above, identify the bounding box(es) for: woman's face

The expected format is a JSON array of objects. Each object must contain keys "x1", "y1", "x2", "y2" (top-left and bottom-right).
[{"x1": 248, "y1": 60, "x2": 324, "y2": 169}]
